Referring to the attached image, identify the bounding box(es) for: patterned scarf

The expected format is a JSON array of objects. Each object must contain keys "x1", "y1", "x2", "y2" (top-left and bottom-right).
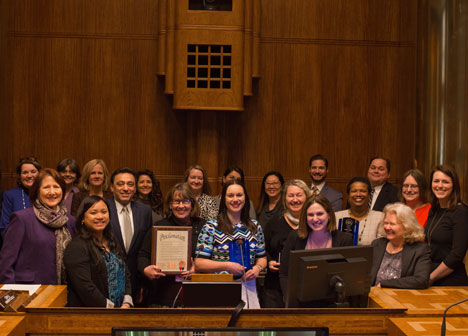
[{"x1": 33, "y1": 199, "x2": 71, "y2": 285}]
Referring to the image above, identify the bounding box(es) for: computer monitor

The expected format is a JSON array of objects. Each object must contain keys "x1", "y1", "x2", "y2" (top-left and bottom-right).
[
  {"x1": 112, "y1": 327, "x2": 329, "y2": 336},
  {"x1": 284, "y1": 245, "x2": 373, "y2": 308}
]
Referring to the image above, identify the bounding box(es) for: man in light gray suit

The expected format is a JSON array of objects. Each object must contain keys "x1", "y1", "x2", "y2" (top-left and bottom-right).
[{"x1": 308, "y1": 154, "x2": 343, "y2": 211}]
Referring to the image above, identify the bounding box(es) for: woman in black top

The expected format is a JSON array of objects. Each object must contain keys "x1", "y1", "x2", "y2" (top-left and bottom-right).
[
  {"x1": 134, "y1": 169, "x2": 164, "y2": 225},
  {"x1": 262, "y1": 179, "x2": 310, "y2": 307},
  {"x1": 64, "y1": 196, "x2": 132, "y2": 307},
  {"x1": 279, "y1": 194, "x2": 353, "y2": 307},
  {"x1": 138, "y1": 183, "x2": 205, "y2": 307},
  {"x1": 425, "y1": 164, "x2": 468, "y2": 286},
  {"x1": 256, "y1": 171, "x2": 284, "y2": 230}
]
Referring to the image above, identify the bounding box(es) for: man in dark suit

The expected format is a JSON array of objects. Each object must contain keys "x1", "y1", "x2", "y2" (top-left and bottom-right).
[
  {"x1": 308, "y1": 154, "x2": 343, "y2": 211},
  {"x1": 107, "y1": 167, "x2": 152, "y2": 302},
  {"x1": 367, "y1": 157, "x2": 399, "y2": 211}
]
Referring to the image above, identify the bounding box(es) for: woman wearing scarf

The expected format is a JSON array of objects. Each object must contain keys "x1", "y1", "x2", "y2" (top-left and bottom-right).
[{"x1": 0, "y1": 168, "x2": 75, "y2": 284}]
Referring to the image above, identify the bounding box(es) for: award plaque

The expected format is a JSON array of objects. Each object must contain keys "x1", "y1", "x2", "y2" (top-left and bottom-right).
[
  {"x1": 151, "y1": 226, "x2": 192, "y2": 274},
  {"x1": 338, "y1": 217, "x2": 360, "y2": 246}
]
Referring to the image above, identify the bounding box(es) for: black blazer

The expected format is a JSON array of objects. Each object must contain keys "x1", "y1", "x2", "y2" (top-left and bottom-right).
[
  {"x1": 370, "y1": 237, "x2": 431, "y2": 289},
  {"x1": 64, "y1": 236, "x2": 131, "y2": 307},
  {"x1": 106, "y1": 199, "x2": 152, "y2": 295},
  {"x1": 372, "y1": 182, "x2": 399, "y2": 212}
]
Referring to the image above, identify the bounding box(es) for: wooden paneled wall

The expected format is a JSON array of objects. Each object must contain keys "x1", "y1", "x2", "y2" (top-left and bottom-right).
[{"x1": 0, "y1": 0, "x2": 419, "y2": 206}]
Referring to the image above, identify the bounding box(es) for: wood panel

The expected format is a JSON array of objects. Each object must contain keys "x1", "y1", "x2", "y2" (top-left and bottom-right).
[
  {"x1": 0, "y1": 0, "x2": 420, "y2": 207},
  {"x1": 24, "y1": 307, "x2": 405, "y2": 335},
  {"x1": 388, "y1": 317, "x2": 468, "y2": 336}
]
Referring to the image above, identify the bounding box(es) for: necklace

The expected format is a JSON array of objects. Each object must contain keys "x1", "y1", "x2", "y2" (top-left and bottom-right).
[
  {"x1": 426, "y1": 209, "x2": 446, "y2": 246},
  {"x1": 348, "y1": 209, "x2": 368, "y2": 243},
  {"x1": 21, "y1": 188, "x2": 27, "y2": 209}
]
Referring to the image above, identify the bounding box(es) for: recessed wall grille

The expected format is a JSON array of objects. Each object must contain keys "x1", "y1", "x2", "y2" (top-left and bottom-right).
[{"x1": 187, "y1": 44, "x2": 232, "y2": 89}]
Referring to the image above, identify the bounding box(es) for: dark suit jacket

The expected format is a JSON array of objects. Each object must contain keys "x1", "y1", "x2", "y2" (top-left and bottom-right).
[
  {"x1": 0, "y1": 208, "x2": 75, "y2": 284},
  {"x1": 64, "y1": 235, "x2": 131, "y2": 307},
  {"x1": 372, "y1": 182, "x2": 399, "y2": 212},
  {"x1": 106, "y1": 199, "x2": 152, "y2": 296},
  {"x1": 370, "y1": 238, "x2": 430, "y2": 289},
  {"x1": 320, "y1": 183, "x2": 343, "y2": 212}
]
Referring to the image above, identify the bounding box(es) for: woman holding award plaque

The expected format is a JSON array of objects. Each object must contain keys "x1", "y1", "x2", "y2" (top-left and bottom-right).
[
  {"x1": 334, "y1": 177, "x2": 384, "y2": 246},
  {"x1": 137, "y1": 183, "x2": 205, "y2": 307},
  {"x1": 195, "y1": 179, "x2": 267, "y2": 308}
]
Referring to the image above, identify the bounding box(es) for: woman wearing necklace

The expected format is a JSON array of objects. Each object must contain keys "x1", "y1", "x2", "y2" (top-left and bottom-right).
[
  {"x1": 71, "y1": 159, "x2": 113, "y2": 217},
  {"x1": 399, "y1": 169, "x2": 431, "y2": 227},
  {"x1": 371, "y1": 203, "x2": 430, "y2": 289},
  {"x1": 279, "y1": 194, "x2": 353, "y2": 307},
  {"x1": 425, "y1": 165, "x2": 468, "y2": 286},
  {"x1": 183, "y1": 165, "x2": 219, "y2": 221},
  {"x1": 195, "y1": 180, "x2": 267, "y2": 308},
  {"x1": 64, "y1": 196, "x2": 132, "y2": 307},
  {"x1": 0, "y1": 157, "x2": 42, "y2": 238},
  {"x1": 138, "y1": 183, "x2": 205, "y2": 307},
  {"x1": 256, "y1": 171, "x2": 285, "y2": 230},
  {"x1": 0, "y1": 169, "x2": 75, "y2": 284},
  {"x1": 335, "y1": 177, "x2": 384, "y2": 246},
  {"x1": 261, "y1": 179, "x2": 310, "y2": 307}
]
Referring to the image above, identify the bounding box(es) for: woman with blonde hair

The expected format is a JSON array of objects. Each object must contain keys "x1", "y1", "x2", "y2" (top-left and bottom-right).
[
  {"x1": 183, "y1": 164, "x2": 218, "y2": 220},
  {"x1": 371, "y1": 203, "x2": 430, "y2": 289},
  {"x1": 262, "y1": 179, "x2": 311, "y2": 307},
  {"x1": 71, "y1": 159, "x2": 112, "y2": 216},
  {"x1": 279, "y1": 194, "x2": 353, "y2": 307}
]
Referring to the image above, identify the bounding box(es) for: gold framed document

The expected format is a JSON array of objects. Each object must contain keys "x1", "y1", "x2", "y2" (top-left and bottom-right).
[{"x1": 151, "y1": 226, "x2": 192, "y2": 274}]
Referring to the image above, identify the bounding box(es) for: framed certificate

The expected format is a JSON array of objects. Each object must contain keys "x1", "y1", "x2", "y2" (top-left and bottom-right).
[{"x1": 151, "y1": 226, "x2": 192, "y2": 274}]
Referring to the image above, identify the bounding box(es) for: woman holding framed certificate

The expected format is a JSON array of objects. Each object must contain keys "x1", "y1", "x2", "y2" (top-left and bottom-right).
[
  {"x1": 137, "y1": 183, "x2": 205, "y2": 307},
  {"x1": 195, "y1": 180, "x2": 267, "y2": 308}
]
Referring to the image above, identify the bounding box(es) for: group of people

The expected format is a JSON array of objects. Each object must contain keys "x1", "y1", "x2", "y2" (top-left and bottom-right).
[{"x1": 0, "y1": 155, "x2": 466, "y2": 309}]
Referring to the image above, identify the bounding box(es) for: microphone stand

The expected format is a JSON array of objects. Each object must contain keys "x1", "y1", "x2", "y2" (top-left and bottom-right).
[
  {"x1": 172, "y1": 244, "x2": 204, "y2": 308},
  {"x1": 236, "y1": 239, "x2": 249, "y2": 308},
  {"x1": 441, "y1": 297, "x2": 468, "y2": 336}
]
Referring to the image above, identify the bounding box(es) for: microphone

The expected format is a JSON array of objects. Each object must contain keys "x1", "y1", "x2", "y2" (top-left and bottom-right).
[
  {"x1": 441, "y1": 297, "x2": 468, "y2": 336},
  {"x1": 236, "y1": 239, "x2": 246, "y2": 274},
  {"x1": 236, "y1": 238, "x2": 249, "y2": 308}
]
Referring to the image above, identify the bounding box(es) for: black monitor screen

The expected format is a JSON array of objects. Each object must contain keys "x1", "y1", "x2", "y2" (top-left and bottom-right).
[
  {"x1": 284, "y1": 245, "x2": 373, "y2": 308},
  {"x1": 112, "y1": 327, "x2": 329, "y2": 336}
]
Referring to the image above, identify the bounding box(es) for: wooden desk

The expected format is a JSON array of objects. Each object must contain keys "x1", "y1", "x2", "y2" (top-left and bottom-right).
[
  {"x1": 388, "y1": 317, "x2": 468, "y2": 336},
  {"x1": 0, "y1": 316, "x2": 25, "y2": 336},
  {"x1": 369, "y1": 286, "x2": 468, "y2": 316},
  {"x1": 24, "y1": 307, "x2": 406, "y2": 336},
  {"x1": 0, "y1": 285, "x2": 67, "y2": 310}
]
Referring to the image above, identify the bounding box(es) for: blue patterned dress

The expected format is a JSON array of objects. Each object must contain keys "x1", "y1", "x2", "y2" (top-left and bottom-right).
[
  {"x1": 101, "y1": 251, "x2": 126, "y2": 307},
  {"x1": 196, "y1": 219, "x2": 266, "y2": 308}
]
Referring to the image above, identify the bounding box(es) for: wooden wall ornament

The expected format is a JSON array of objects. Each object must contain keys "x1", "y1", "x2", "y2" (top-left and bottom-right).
[{"x1": 159, "y1": 0, "x2": 260, "y2": 110}]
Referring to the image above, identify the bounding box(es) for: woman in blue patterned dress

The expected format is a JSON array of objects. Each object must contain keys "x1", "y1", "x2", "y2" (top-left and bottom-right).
[
  {"x1": 64, "y1": 196, "x2": 133, "y2": 307},
  {"x1": 195, "y1": 180, "x2": 267, "y2": 308}
]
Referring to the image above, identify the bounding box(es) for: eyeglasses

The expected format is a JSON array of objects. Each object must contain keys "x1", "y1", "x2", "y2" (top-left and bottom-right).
[
  {"x1": 171, "y1": 199, "x2": 191, "y2": 205},
  {"x1": 265, "y1": 182, "x2": 280, "y2": 187},
  {"x1": 402, "y1": 184, "x2": 419, "y2": 190}
]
